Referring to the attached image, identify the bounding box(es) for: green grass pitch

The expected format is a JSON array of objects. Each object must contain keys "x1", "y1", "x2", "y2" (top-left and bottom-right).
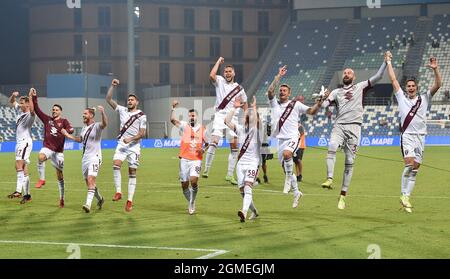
[{"x1": 0, "y1": 146, "x2": 449, "y2": 259}]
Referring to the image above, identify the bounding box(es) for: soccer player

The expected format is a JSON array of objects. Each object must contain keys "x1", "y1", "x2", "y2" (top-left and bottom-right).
[
  {"x1": 224, "y1": 96, "x2": 260, "y2": 222},
  {"x1": 320, "y1": 56, "x2": 387, "y2": 209},
  {"x1": 106, "y1": 79, "x2": 147, "y2": 212},
  {"x1": 61, "y1": 106, "x2": 107, "y2": 213},
  {"x1": 31, "y1": 90, "x2": 74, "y2": 208},
  {"x1": 294, "y1": 122, "x2": 306, "y2": 182},
  {"x1": 7, "y1": 89, "x2": 36, "y2": 204},
  {"x1": 385, "y1": 51, "x2": 441, "y2": 213},
  {"x1": 170, "y1": 100, "x2": 207, "y2": 215},
  {"x1": 267, "y1": 65, "x2": 328, "y2": 207},
  {"x1": 202, "y1": 57, "x2": 248, "y2": 185}
]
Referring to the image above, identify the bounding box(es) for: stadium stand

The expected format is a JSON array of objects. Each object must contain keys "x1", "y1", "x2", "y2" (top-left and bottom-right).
[
  {"x1": 343, "y1": 16, "x2": 417, "y2": 70},
  {"x1": 0, "y1": 106, "x2": 44, "y2": 141},
  {"x1": 255, "y1": 19, "x2": 347, "y2": 103},
  {"x1": 418, "y1": 14, "x2": 450, "y2": 101}
]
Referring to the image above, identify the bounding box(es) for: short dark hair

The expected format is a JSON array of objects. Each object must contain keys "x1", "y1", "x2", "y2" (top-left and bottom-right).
[
  {"x1": 128, "y1": 94, "x2": 139, "y2": 101},
  {"x1": 405, "y1": 77, "x2": 418, "y2": 85},
  {"x1": 224, "y1": 65, "x2": 234, "y2": 70},
  {"x1": 188, "y1": 109, "x2": 197, "y2": 114},
  {"x1": 19, "y1": 96, "x2": 29, "y2": 103},
  {"x1": 53, "y1": 104, "x2": 62, "y2": 111}
]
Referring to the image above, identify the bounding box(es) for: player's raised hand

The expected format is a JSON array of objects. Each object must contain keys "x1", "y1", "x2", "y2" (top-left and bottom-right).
[
  {"x1": 217, "y1": 57, "x2": 225, "y2": 65},
  {"x1": 279, "y1": 65, "x2": 287, "y2": 77},
  {"x1": 97, "y1": 105, "x2": 105, "y2": 113},
  {"x1": 427, "y1": 57, "x2": 438, "y2": 70},
  {"x1": 29, "y1": 88, "x2": 36, "y2": 97},
  {"x1": 384, "y1": 51, "x2": 392, "y2": 62},
  {"x1": 11, "y1": 91, "x2": 19, "y2": 98},
  {"x1": 112, "y1": 79, "x2": 120, "y2": 86},
  {"x1": 172, "y1": 100, "x2": 179, "y2": 109},
  {"x1": 322, "y1": 88, "x2": 331, "y2": 100}
]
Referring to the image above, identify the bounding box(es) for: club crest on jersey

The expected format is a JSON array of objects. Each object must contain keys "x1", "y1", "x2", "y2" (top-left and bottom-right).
[
  {"x1": 344, "y1": 91, "x2": 353, "y2": 100},
  {"x1": 50, "y1": 126, "x2": 58, "y2": 136}
]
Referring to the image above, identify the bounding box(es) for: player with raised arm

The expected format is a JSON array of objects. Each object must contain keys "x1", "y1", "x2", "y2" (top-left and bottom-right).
[
  {"x1": 61, "y1": 106, "x2": 107, "y2": 213},
  {"x1": 170, "y1": 100, "x2": 207, "y2": 215},
  {"x1": 31, "y1": 90, "x2": 74, "y2": 208},
  {"x1": 320, "y1": 56, "x2": 387, "y2": 210},
  {"x1": 7, "y1": 89, "x2": 36, "y2": 204},
  {"x1": 225, "y1": 96, "x2": 260, "y2": 222},
  {"x1": 106, "y1": 79, "x2": 147, "y2": 212},
  {"x1": 385, "y1": 51, "x2": 441, "y2": 213},
  {"x1": 202, "y1": 57, "x2": 248, "y2": 185},
  {"x1": 267, "y1": 65, "x2": 329, "y2": 208}
]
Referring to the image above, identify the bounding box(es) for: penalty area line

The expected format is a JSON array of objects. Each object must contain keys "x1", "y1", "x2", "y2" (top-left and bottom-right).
[{"x1": 0, "y1": 240, "x2": 229, "y2": 259}]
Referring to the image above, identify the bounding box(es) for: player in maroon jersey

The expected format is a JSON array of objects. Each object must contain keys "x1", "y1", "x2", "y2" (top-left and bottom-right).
[{"x1": 31, "y1": 90, "x2": 74, "y2": 208}]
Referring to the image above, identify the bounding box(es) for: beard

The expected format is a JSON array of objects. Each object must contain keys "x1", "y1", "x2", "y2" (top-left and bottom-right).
[
  {"x1": 342, "y1": 77, "x2": 352, "y2": 85},
  {"x1": 190, "y1": 119, "x2": 195, "y2": 127}
]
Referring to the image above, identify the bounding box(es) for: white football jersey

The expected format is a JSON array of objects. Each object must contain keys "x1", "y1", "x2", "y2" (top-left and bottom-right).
[
  {"x1": 269, "y1": 98, "x2": 309, "y2": 139},
  {"x1": 235, "y1": 124, "x2": 260, "y2": 165},
  {"x1": 395, "y1": 89, "x2": 431, "y2": 135},
  {"x1": 213, "y1": 75, "x2": 247, "y2": 112},
  {"x1": 116, "y1": 105, "x2": 147, "y2": 143},
  {"x1": 15, "y1": 103, "x2": 35, "y2": 141},
  {"x1": 80, "y1": 122, "x2": 103, "y2": 160},
  {"x1": 327, "y1": 80, "x2": 371, "y2": 125}
]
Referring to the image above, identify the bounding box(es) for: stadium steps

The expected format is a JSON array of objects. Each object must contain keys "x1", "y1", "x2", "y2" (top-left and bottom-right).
[
  {"x1": 314, "y1": 20, "x2": 361, "y2": 93},
  {"x1": 402, "y1": 17, "x2": 433, "y2": 82}
]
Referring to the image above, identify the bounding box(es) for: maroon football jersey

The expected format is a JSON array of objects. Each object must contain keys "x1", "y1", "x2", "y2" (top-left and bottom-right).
[{"x1": 32, "y1": 96, "x2": 74, "y2": 153}]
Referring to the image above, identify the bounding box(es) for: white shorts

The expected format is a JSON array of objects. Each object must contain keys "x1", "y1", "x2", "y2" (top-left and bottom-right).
[
  {"x1": 82, "y1": 157, "x2": 102, "y2": 179},
  {"x1": 277, "y1": 137, "x2": 301, "y2": 164},
  {"x1": 236, "y1": 162, "x2": 259, "y2": 188},
  {"x1": 211, "y1": 111, "x2": 238, "y2": 138},
  {"x1": 401, "y1": 133, "x2": 425, "y2": 164},
  {"x1": 15, "y1": 139, "x2": 32, "y2": 165},
  {"x1": 40, "y1": 147, "x2": 64, "y2": 170},
  {"x1": 330, "y1": 123, "x2": 361, "y2": 150},
  {"x1": 113, "y1": 143, "x2": 141, "y2": 169},
  {"x1": 179, "y1": 158, "x2": 202, "y2": 182}
]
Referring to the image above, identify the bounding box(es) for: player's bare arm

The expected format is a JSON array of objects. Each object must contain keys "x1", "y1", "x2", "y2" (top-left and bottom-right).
[
  {"x1": 9, "y1": 91, "x2": 19, "y2": 107},
  {"x1": 123, "y1": 128, "x2": 146, "y2": 144},
  {"x1": 307, "y1": 89, "x2": 329, "y2": 115},
  {"x1": 28, "y1": 88, "x2": 36, "y2": 115},
  {"x1": 224, "y1": 97, "x2": 241, "y2": 131},
  {"x1": 385, "y1": 51, "x2": 401, "y2": 93},
  {"x1": 61, "y1": 128, "x2": 81, "y2": 143},
  {"x1": 268, "y1": 65, "x2": 287, "y2": 100},
  {"x1": 249, "y1": 96, "x2": 257, "y2": 127},
  {"x1": 427, "y1": 57, "x2": 442, "y2": 96},
  {"x1": 209, "y1": 57, "x2": 224, "y2": 84},
  {"x1": 106, "y1": 79, "x2": 119, "y2": 110},
  {"x1": 98, "y1": 105, "x2": 108, "y2": 129},
  {"x1": 170, "y1": 100, "x2": 181, "y2": 128}
]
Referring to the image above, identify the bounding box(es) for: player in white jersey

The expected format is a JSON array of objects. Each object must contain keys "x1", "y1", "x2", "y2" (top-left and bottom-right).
[
  {"x1": 385, "y1": 51, "x2": 442, "y2": 213},
  {"x1": 202, "y1": 57, "x2": 248, "y2": 185},
  {"x1": 7, "y1": 89, "x2": 36, "y2": 204},
  {"x1": 62, "y1": 106, "x2": 108, "y2": 213},
  {"x1": 267, "y1": 66, "x2": 329, "y2": 207},
  {"x1": 225, "y1": 96, "x2": 260, "y2": 222},
  {"x1": 106, "y1": 79, "x2": 147, "y2": 212},
  {"x1": 320, "y1": 55, "x2": 387, "y2": 210}
]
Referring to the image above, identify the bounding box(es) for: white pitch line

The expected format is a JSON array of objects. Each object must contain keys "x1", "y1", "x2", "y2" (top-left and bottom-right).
[{"x1": 0, "y1": 240, "x2": 228, "y2": 259}]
